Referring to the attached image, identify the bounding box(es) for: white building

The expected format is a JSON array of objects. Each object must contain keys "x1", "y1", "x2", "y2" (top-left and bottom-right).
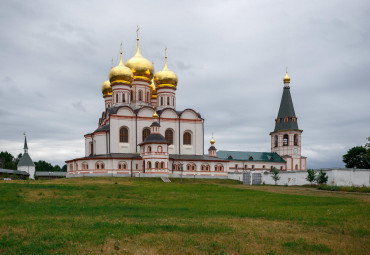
[
  {"x1": 17, "y1": 134, "x2": 35, "y2": 179},
  {"x1": 66, "y1": 34, "x2": 306, "y2": 177}
]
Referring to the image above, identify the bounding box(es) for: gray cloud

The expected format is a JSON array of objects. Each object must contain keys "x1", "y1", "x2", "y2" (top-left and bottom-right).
[{"x1": 0, "y1": 0, "x2": 369, "y2": 168}]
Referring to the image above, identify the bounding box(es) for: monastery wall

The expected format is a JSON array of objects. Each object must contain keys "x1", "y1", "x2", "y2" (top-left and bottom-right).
[{"x1": 233, "y1": 168, "x2": 370, "y2": 187}]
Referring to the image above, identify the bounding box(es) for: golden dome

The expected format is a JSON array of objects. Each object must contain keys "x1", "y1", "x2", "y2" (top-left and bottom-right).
[
  {"x1": 283, "y1": 72, "x2": 290, "y2": 83},
  {"x1": 210, "y1": 138, "x2": 215, "y2": 145},
  {"x1": 125, "y1": 38, "x2": 154, "y2": 81},
  {"x1": 153, "y1": 111, "x2": 158, "y2": 118},
  {"x1": 154, "y1": 54, "x2": 178, "y2": 88},
  {"x1": 101, "y1": 80, "x2": 112, "y2": 96},
  {"x1": 150, "y1": 79, "x2": 157, "y2": 98},
  {"x1": 109, "y1": 51, "x2": 133, "y2": 85}
]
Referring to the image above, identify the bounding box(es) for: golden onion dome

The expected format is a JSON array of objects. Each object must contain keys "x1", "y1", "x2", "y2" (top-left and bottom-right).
[
  {"x1": 109, "y1": 51, "x2": 133, "y2": 85},
  {"x1": 153, "y1": 111, "x2": 158, "y2": 119},
  {"x1": 283, "y1": 72, "x2": 290, "y2": 83},
  {"x1": 150, "y1": 79, "x2": 157, "y2": 98},
  {"x1": 154, "y1": 54, "x2": 178, "y2": 89},
  {"x1": 210, "y1": 133, "x2": 215, "y2": 145},
  {"x1": 101, "y1": 80, "x2": 112, "y2": 96},
  {"x1": 125, "y1": 38, "x2": 154, "y2": 81}
]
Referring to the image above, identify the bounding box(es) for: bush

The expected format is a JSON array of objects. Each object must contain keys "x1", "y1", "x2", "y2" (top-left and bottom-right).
[
  {"x1": 316, "y1": 170, "x2": 328, "y2": 184},
  {"x1": 271, "y1": 167, "x2": 280, "y2": 185},
  {"x1": 318, "y1": 185, "x2": 370, "y2": 193},
  {"x1": 306, "y1": 169, "x2": 316, "y2": 184}
]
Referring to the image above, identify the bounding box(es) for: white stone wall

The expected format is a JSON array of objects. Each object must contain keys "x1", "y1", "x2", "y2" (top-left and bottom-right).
[
  {"x1": 18, "y1": 165, "x2": 35, "y2": 179},
  {"x1": 261, "y1": 169, "x2": 370, "y2": 187}
]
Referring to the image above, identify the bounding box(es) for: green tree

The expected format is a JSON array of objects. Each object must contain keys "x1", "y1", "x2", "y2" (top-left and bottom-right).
[
  {"x1": 271, "y1": 167, "x2": 280, "y2": 185},
  {"x1": 316, "y1": 170, "x2": 328, "y2": 184},
  {"x1": 306, "y1": 169, "x2": 316, "y2": 184},
  {"x1": 364, "y1": 137, "x2": 370, "y2": 163},
  {"x1": 0, "y1": 151, "x2": 17, "y2": 170},
  {"x1": 35, "y1": 160, "x2": 54, "y2": 172},
  {"x1": 343, "y1": 146, "x2": 370, "y2": 169}
]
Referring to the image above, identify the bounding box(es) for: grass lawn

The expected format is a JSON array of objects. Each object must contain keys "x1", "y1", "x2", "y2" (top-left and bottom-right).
[{"x1": 0, "y1": 178, "x2": 369, "y2": 254}]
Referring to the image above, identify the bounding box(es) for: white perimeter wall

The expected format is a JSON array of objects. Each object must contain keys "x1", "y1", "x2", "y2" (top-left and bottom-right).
[{"x1": 229, "y1": 169, "x2": 370, "y2": 187}]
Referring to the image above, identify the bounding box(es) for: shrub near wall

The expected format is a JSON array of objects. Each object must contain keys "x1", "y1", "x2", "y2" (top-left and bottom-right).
[{"x1": 318, "y1": 185, "x2": 370, "y2": 193}]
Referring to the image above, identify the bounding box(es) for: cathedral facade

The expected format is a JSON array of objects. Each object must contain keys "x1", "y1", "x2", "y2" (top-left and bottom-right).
[{"x1": 66, "y1": 35, "x2": 306, "y2": 177}]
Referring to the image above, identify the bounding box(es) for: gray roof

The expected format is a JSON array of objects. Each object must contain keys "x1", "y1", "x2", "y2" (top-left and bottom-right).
[
  {"x1": 274, "y1": 87, "x2": 299, "y2": 132},
  {"x1": 35, "y1": 171, "x2": 67, "y2": 177},
  {"x1": 217, "y1": 150, "x2": 286, "y2": 163},
  {"x1": 93, "y1": 124, "x2": 110, "y2": 133},
  {"x1": 0, "y1": 168, "x2": 29, "y2": 175},
  {"x1": 140, "y1": 133, "x2": 168, "y2": 145},
  {"x1": 169, "y1": 154, "x2": 228, "y2": 162},
  {"x1": 17, "y1": 153, "x2": 35, "y2": 167}
]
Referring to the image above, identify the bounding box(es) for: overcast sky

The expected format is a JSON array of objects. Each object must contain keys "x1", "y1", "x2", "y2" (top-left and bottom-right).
[{"x1": 0, "y1": 0, "x2": 369, "y2": 169}]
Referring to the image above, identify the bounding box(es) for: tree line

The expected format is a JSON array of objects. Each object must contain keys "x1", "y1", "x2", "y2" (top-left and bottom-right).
[
  {"x1": 342, "y1": 137, "x2": 370, "y2": 169},
  {"x1": 0, "y1": 151, "x2": 66, "y2": 172}
]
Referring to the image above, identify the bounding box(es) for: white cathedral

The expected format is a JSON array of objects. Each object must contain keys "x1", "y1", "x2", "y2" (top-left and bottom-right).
[{"x1": 66, "y1": 35, "x2": 306, "y2": 178}]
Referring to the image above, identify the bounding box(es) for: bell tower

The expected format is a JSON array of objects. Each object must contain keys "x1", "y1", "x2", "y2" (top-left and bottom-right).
[{"x1": 270, "y1": 71, "x2": 306, "y2": 171}]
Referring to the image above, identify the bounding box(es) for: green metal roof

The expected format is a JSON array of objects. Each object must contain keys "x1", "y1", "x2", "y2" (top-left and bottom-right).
[
  {"x1": 217, "y1": 150, "x2": 286, "y2": 163},
  {"x1": 274, "y1": 87, "x2": 299, "y2": 132},
  {"x1": 17, "y1": 153, "x2": 35, "y2": 167}
]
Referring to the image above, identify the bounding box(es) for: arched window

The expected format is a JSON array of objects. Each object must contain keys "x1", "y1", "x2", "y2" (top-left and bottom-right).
[
  {"x1": 82, "y1": 162, "x2": 88, "y2": 170},
  {"x1": 161, "y1": 162, "x2": 164, "y2": 168},
  {"x1": 187, "y1": 164, "x2": 190, "y2": 170},
  {"x1": 96, "y1": 161, "x2": 104, "y2": 170},
  {"x1": 192, "y1": 164, "x2": 195, "y2": 171},
  {"x1": 280, "y1": 166, "x2": 283, "y2": 171},
  {"x1": 147, "y1": 92, "x2": 149, "y2": 102},
  {"x1": 283, "y1": 134, "x2": 289, "y2": 146},
  {"x1": 138, "y1": 90, "x2": 143, "y2": 101},
  {"x1": 294, "y1": 134, "x2": 298, "y2": 146},
  {"x1": 116, "y1": 94, "x2": 119, "y2": 103},
  {"x1": 167, "y1": 97, "x2": 170, "y2": 105},
  {"x1": 148, "y1": 161, "x2": 152, "y2": 169},
  {"x1": 160, "y1": 97, "x2": 163, "y2": 106},
  {"x1": 284, "y1": 116, "x2": 289, "y2": 123},
  {"x1": 292, "y1": 116, "x2": 296, "y2": 122},
  {"x1": 183, "y1": 131, "x2": 192, "y2": 145},
  {"x1": 165, "y1": 129, "x2": 174, "y2": 145},
  {"x1": 118, "y1": 162, "x2": 127, "y2": 170},
  {"x1": 157, "y1": 146, "x2": 163, "y2": 153},
  {"x1": 90, "y1": 142, "x2": 93, "y2": 155},
  {"x1": 155, "y1": 162, "x2": 159, "y2": 169},
  {"x1": 262, "y1": 165, "x2": 265, "y2": 169},
  {"x1": 295, "y1": 164, "x2": 299, "y2": 170},
  {"x1": 172, "y1": 98, "x2": 175, "y2": 106},
  {"x1": 274, "y1": 135, "x2": 278, "y2": 147},
  {"x1": 130, "y1": 91, "x2": 133, "y2": 101},
  {"x1": 142, "y1": 128, "x2": 150, "y2": 142},
  {"x1": 120, "y1": 127, "x2": 129, "y2": 143},
  {"x1": 147, "y1": 146, "x2": 152, "y2": 153},
  {"x1": 122, "y1": 93, "x2": 125, "y2": 103}
]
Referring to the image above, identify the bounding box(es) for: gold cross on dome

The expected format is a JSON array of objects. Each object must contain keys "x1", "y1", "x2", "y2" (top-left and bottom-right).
[
  {"x1": 165, "y1": 46, "x2": 167, "y2": 57},
  {"x1": 120, "y1": 41, "x2": 123, "y2": 53},
  {"x1": 136, "y1": 25, "x2": 140, "y2": 39},
  {"x1": 286, "y1": 66, "x2": 288, "y2": 73},
  {"x1": 23, "y1": 132, "x2": 26, "y2": 137}
]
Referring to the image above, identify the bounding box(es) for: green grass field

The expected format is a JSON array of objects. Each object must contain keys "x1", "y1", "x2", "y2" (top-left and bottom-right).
[{"x1": 0, "y1": 178, "x2": 369, "y2": 254}]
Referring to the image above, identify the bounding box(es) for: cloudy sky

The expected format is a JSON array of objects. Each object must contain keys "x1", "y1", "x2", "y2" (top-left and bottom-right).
[{"x1": 0, "y1": 0, "x2": 369, "y2": 169}]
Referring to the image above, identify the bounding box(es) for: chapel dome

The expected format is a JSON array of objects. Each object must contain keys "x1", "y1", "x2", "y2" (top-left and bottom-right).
[
  {"x1": 109, "y1": 52, "x2": 133, "y2": 85},
  {"x1": 150, "y1": 79, "x2": 157, "y2": 98},
  {"x1": 283, "y1": 72, "x2": 290, "y2": 83},
  {"x1": 125, "y1": 38, "x2": 154, "y2": 81},
  {"x1": 101, "y1": 80, "x2": 112, "y2": 96},
  {"x1": 154, "y1": 56, "x2": 178, "y2": 88}
]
